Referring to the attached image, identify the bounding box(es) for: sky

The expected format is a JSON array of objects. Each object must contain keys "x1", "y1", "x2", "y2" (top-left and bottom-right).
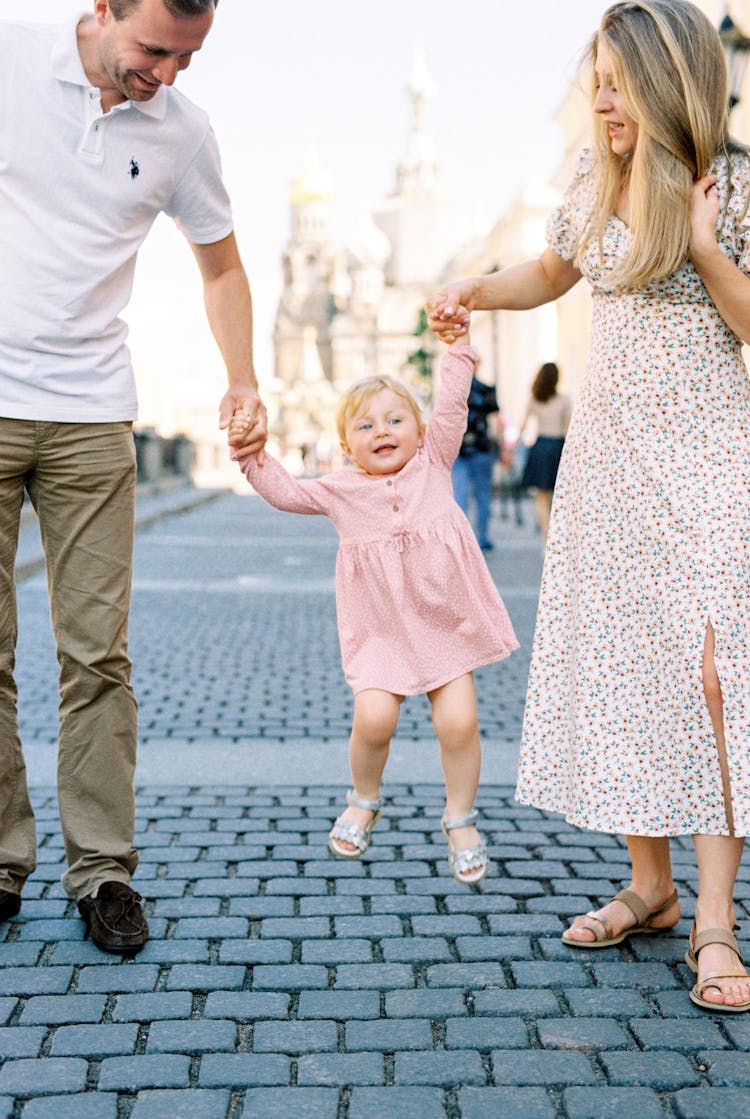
[{"x1": 0, "y1": 0, "x2": 610, "y2": 428}]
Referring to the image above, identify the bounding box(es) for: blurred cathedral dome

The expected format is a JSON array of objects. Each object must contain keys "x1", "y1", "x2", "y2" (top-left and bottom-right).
[{"x1": 289, "y1": 154, "x2": 332, "y2": 206}]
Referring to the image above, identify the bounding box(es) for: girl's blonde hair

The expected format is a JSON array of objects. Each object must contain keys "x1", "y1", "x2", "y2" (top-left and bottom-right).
[
  {"x1": 336, "y1": 376, "x2": 425, "y2": 444},
  {"x1": 581, "y1": 0, "x2": 731, "y2": 290}
]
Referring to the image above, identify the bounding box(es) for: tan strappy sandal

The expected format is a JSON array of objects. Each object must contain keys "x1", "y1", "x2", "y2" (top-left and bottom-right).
[
  {"x1": 562, "y1": 887, "x2": 679, "y2": 948},
  {"x1": 685, "y1": 926, "x2": 750, "y2": 1013}
]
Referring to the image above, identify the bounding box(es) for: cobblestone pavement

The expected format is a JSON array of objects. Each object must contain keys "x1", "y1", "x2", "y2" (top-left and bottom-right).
[{"x1": 3, "y1": 493, "x2": 749, "y2": 1118}]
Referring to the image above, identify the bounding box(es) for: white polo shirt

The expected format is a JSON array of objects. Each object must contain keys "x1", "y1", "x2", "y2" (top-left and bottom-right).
[{"x1": 0, "y1": 18, "x2": 234, "y2": 422}]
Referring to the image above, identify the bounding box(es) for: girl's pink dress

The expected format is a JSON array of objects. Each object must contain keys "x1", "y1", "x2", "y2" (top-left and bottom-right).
[{"x1": 237, "y1": 345, "x2": 518, "y2": 695}]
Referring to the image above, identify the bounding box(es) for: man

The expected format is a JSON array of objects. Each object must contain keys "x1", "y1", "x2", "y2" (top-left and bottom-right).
[
  {"x1": 0, "y1": 0, "x2": 265, "y2": 953},
  {"x1": 451, "y1": 373, "x2": 502, "y2": 551}
]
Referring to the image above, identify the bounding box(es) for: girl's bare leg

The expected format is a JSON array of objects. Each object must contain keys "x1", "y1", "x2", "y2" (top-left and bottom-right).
[
  {"x1": 429, "y1": 674, "x2": 483, "y2": 862},
  {"x1": 691, "y1": 622, "x2": 750, "y2": 1007},
  {"x1": 334, "y1": 689, "x2": 401, "y2": 854}
]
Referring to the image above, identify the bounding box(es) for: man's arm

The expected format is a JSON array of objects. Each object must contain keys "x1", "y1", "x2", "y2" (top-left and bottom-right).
[{"x1": 190, "y1": 232, "x2": 267, "y2": 454}]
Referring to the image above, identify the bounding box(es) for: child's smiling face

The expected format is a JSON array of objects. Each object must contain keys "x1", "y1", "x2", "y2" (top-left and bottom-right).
[{"x1": 342, "y1": 388, "x2": 424, "y2": 475}]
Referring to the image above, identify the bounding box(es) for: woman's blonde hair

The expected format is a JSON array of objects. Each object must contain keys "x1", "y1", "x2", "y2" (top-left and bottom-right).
[
  {"x1": 336, "y1": 375, "x2": 424, "y2": 444},
  {"x1": 581, "y1": 0, "x2": 731, "y2": 289}
]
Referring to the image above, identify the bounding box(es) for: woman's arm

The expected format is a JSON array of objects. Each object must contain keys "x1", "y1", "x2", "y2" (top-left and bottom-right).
[
  {"x1": 426, "y1": 249, "x2": 581, "y2": 337},
  {"x1": 690, "y1": 174, "x2": 750, "y2": 345}
]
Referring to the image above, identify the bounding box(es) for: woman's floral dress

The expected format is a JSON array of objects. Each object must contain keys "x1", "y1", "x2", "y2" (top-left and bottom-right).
[{"x1": 515, "y1": 147, "x2": 750, "y2": 836}]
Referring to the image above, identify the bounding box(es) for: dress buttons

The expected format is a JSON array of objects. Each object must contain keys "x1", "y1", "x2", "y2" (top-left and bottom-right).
[
  {"x1": 393, "y1": 504, "x2": 399, "y2": 512},
  {"x1": 387, "y1": 480, "x2": 393, "y2": 486}
]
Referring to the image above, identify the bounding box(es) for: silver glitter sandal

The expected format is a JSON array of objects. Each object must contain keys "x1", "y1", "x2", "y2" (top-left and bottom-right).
[
  {"x1": 441, "y1": 809, "x2": 488, "y2": 885},
  {"x1": 328, "y1": 790, "x2": 382, "y2": 860}
]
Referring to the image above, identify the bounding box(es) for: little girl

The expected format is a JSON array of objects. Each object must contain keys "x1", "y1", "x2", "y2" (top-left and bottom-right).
[{"x1": 229, "y1": 338, "x2": 518, "y2": 884}]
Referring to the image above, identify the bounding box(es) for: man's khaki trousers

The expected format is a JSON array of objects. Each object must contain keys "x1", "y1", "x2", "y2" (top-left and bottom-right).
[{"x1": 0, "y1": 419, "x2": 139, "y2": 900}]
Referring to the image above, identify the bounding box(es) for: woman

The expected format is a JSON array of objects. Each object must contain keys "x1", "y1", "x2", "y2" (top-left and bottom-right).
[
  {"x1": 519, "y1": 361, "x2": 571, "y2": 541},
  {"x1": 427, "y1": 0, "x2": 750, "y2": 1012}
]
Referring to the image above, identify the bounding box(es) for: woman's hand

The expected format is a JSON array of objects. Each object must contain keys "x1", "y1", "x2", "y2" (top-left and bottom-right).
[
  {"x1": 426, "y1": 279, "x2": 480, "y2": 342},
  {"x1": 689, "y1": 174, "x2": 720, "y2": 263}
]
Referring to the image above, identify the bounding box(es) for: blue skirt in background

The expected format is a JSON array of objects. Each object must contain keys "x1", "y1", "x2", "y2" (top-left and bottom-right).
[{"x1": 521, "y1": 435, "x2": 565, "y2": 490}]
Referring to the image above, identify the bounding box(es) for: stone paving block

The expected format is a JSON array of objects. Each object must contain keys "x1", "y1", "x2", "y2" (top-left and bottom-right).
[
  {"x1": 335, "y1": 964, "x2": 414, "y2": 990},
  {"x1": 426, "y1": 963, "x2": 506, "y2": 988},
  {"x1": 0, "y1": 998, "x2": 17, "y2": 1025},
  {"x1": 252, "y1": 964, "x2": 328, "y2": 990},
  {"x1": 385, "y1": 989, "x2": 467, "y2": 1018},
  {"x1": 218, "y1": 940, "x2": 293, "y2": 965},
  {"x1": 672, "y1": 1087, "x2": 750, "y2": 1118},
  {"x1": 297, "y1": 990, "x2": 380, "y2": 1020},
  {"x1": 203, "y1": 992, "x2": 290, "y2": 1020},
  {"x1": 446, "y1": 1017, "x2": 527, "y2": 1049},
  {"x1": 537, "y1": 1017, "x2": 629, "y2": 1050},
  {"x1": 381, "y1": 937, "x2": 451, "y2": 963},
  {"x1": 394, "y1": 1050, "x2": 486, "y2": 1086},
  {"x1": 296, "y1": 1052, "x2": 383, "y2": 1086},
  {"x1": 136, "y1": 940, "x2": 211, "y2": 964},
  {"x1": 112, "y1": 992, "x2": 193, "y2": 1022},
  {"x1": 299, "y1": 897, "x2": 365, "y2": 917},
  {"x1": 145, "y1": 1019, "x2": 237, "y2": 1053},
  {"x1": 0, "y1": 1058, "x2": 87, "y2": 1096},
  {"x1": 0, "y1": 1099, "x2": 13, "y2": 1119},
  {"x1": 130, "y1": 1090, "x2": 231, "y2": 1119},
  {"x1": 457, "y1": 935, "x2": 528, "y2": 961},
  {"x1": 510, "y1": 961, "x2": 591, "y2": 988},
  {"x1": 457, "y1": 1087, "x2": 556, "y2": 1119},
  {"x1": 349, "y1": 1086, "x2": 445, "y2": 1119},
  {"x1": 0, "y1": 966, "x2": 73, "y2": 996},
  {"x1": 172, "y1": 917, "x2": 248, "y2": 939},
  {"x1": 152, "y1": 898, "x2": 221, "y2": 917},
  {"x1": 564, "y1": 988, "x2": 653, "y2": 1017},
  {"x1": 0, "y1": 944, "x2": 45, "y2": 967},
  {"x1": 651, "y1": 991, "x2": 709, "y2": 1017},
  {"x1": 630, "y1": 1018, "x2": 727, "y2": 1051},
  {"x1": 227, "y1": 897, "x2": 295, "y2": 917},
  {"x1": 75, "y1": 964, "x2": 160, "y2": 993},
  {"x1": 334, "y1": 916, "x2": 403, "y2": 938},
  {"x1": 50, "y1": 1023, "x2": 138, "y2": 1057},
  {"x1": 444, "y1": 895, "x2": 516, "y2": 915},
  {"x1": 260, "y1": 917, "x2": 331, "y2": 938},
  {"x1": 19, "y1": 994, "x2": 105, "y2": 1026},
  {"x1": 561, "y1": 1086, "x2": 666, "y2": 1119},
  {"x1": 411, "y1": 915, "x2": 482, "y2": 936},
  {"x1": 488, "y1": 914, "x2": 563, "y2": 935},
  {"x1": 0, "y1": 1025, "x2": 46, "y2": 1059},
  {"x1": 302, "y1": 939, "x2": 372, "y2": 964},
  {"x1": 46, "y1": 942, "x2": 121, "y2": 966},
  {"x1": 253, "y1": 1020, "x2": 338, "y2": 1052},
  {"x1": 345, "y1": 1019, "x2": 433, "y2": 1051},
  {"x1": 700, "y1": 1050, "x2": 750, "y2": 1085},
  {"x1": 590, "y1": 962, "x2": 680, "y2": 989},
  {"x1": 600, "y1": 1051, "x2": 701, "y2": 1088},
  {"x1": 370, "y1": 897, "x2": 436, "y2": 916},
  {"x1": 491, "y1": 1050, "x2": 597, "y2": 1086},
  {"x1": 15, "y1": 921, "x2": 82, "y2": 942},
  {"x1": 98, "y1": 1054, "x2": 191, "y2": 1090},
  {"x1": 199, "y1": 1053, "x2": 291, "y2": 1087},
  {"x1": 723, "y1": 1019, "x2": 750, "y2": 1049},
  {"x1": 164, "y1": 964, "x2": 245, "y2": 990},
  {"x1": 22, "y1": 1095, "x2": 119, "y2": 1119},
  {"x1": 472, "y1": 989, "x2": 561, "y2": 1017},
  {"x1": 241, "y1": 1088, "x2": 339, "y2": 1119}
]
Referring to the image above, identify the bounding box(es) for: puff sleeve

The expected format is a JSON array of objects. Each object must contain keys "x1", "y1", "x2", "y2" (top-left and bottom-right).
[{"x1": 545, "y1": 148, "x2": 599, "y2": 263}]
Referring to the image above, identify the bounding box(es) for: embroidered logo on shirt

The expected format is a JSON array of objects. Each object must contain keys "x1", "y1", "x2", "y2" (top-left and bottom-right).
[{"x1": 129, "y1": 159, "x2": 140, "y2": 180}]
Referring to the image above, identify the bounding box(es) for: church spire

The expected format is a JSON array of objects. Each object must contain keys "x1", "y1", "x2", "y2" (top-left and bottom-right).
[{"x1": 395, "y1": 50, "x2": 441, "y2": 197}]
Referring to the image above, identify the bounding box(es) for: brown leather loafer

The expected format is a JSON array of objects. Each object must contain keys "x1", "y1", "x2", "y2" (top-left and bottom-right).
[
  {"x1": 78, "y1": 881, "x2": 148, "y2": 954},
  {"x1": 0, "y1": 890, "x2": 21, "y2": 922}
]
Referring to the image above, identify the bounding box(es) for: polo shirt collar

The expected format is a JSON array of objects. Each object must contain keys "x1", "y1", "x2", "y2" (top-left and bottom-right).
[{"x1": 51, "y1": 14, "x2": 168, "y2": 121}]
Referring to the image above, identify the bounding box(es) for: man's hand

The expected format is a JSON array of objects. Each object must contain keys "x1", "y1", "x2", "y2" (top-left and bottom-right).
[{"x1": 220, "y1": 388, "x2": 268, "y2": 462}]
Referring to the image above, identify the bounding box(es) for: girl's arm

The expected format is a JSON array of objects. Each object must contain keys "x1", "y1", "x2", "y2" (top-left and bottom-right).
[
  {"x1": 235, "y1": 451, "x2": 331, "y2": 516},
  {"x1": 424, "y1": 341, "x2": 479, "y2": 467},
  {"x1": 426, "y1": 249, "x2": 581, "y2": 338},
  {"x1": 690, "y1": 174, "x2": 750, "y2": 345}
]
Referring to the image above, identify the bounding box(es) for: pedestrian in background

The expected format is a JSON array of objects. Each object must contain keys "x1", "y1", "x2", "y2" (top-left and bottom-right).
[
  {"x1": 428, "y1": 0, "x2": 750, "y2": 1011},
  {"x1": 452, "y1": 372, "x2": 502, "y2": 550},
  {"x1": 519, "y1": 361, "x2": 571, "y2": 542},
  {"x1": 0, "y1": 0, "x2": 266, "y2": 953},
  {"x1": 230, "y1": 336, "x2": 518, "y2": 885}
]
